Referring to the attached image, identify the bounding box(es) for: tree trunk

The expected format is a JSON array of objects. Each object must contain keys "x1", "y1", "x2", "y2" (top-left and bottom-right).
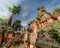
[{"x1": 7, "y1": 12, "x2": 14, "y2": 26}]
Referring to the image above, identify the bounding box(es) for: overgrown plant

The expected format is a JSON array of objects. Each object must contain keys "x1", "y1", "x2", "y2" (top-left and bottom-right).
[{"x1": 49, "y1": 21, "x2": 60, "y2": 43}]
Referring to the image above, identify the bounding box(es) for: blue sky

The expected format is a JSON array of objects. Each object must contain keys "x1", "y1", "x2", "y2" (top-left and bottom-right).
[{"x1": 0, "y1": 0, "x2": 60, "y2": 26}]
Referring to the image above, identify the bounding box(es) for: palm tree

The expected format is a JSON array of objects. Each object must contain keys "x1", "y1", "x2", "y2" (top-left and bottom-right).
[
  {"x1": 6, "y1": 4, "x2": 20, "y2": 26},
  {"x1": 12, "y1": 20, "x2": 22, "y2": 31}
]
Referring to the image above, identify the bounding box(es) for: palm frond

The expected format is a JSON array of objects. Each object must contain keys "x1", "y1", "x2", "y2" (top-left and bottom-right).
[{"x1": 6, "y1": 4, "x2": 21, "y2": 14}]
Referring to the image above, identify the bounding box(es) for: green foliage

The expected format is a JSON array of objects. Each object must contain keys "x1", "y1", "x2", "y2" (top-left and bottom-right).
[
  {"x1": 37, "y1": 20, "x2": 60, "y2": 43},
  {"x1": 12, "y1": 20, "x2": 22, "y2": 31},
  {"x1": 6, "y1": 27, "x2": 13, "y2": 32},
  {"x1": 2, "y1": 26, "x2": 13, "y2": 33},
  {"x1": 53, "y1": 8, "x2": 60, "y2": 14},
  {"x1": 36, "y1": 13, "x2": 44, "y2": 20},
  {"x1": 54, "y1": 8, "x2": 60, "y2": 12},
  {"x1": 36, "y1": 16, "x2": 40, "y2": 20},
  {"x1": 52, "y1": 21, "x2": 60, "y2": 30},
  {"x1": 49, "y1": 21, "x2": 60, "y2": 43},
  {"x1": 36, "y1": 38, "x2": 48, "y2": 46},
  {"x1": 30, "y1": 20, "x2": 35, "y2": 24},
  {"x1": 37, "y1": 25, "x2": 45, "y2": 33},
  {"x1": 6, "y1": 4, "x2": 20, "y2": 14},
  {"x1": 49, "y1": 28, "x2": 60, "y2": 43},
  {"x1": 0, "y1": 18, "x2": 3, "y2": 24},
  {"x1": 50, "y1": 21, "x2": 60, "y2": 43},
  {"x1": 50, "y1": 28, "x2": 58, "y2": 38},
  {"x1": 0, "y1": 18, "x2": 7, "y2": 25},
  {"x1": 40, "y1": 13, "x2": 44, "y2": 17},
  {"x1": 37, "y1": 28, "x2": 45, "y2": 33}
]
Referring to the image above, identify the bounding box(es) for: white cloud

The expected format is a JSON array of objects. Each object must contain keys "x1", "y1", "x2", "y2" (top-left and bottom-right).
[
  {"x1": 56, "y1": 4, "x2": 60, "y2": 8},
  {"x1": 21, "y1": 6, "x2": 31, "y2": 17},
  {"x1": 22, "y1": 11, "x2": 29, "y2": 17},
  {"x1": 21, "y1": 21, "x2": 27, "y2": 26}
]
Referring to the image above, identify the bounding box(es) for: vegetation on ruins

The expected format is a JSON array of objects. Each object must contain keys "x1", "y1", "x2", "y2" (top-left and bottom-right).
[
  {"x1": 53, "y1": 8, "x2": 60, "y2": 14},
  {"x1": 0, "y1": 5, "x2": 60, "y2": 48},
  {"x1": 49, "y1": 21, "x2": 60, "y2": 43},
  {"x1": 35, "y1": 7, "x2": 60, "y2": 48},
  {"x1": 37, "y1": 25, "x2": 45, "y2": 33}
]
